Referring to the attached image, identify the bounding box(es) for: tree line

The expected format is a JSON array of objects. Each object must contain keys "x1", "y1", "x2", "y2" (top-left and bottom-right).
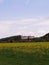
[{"x1": 0, "y1": 33, "x2": 49, "y2": 43}]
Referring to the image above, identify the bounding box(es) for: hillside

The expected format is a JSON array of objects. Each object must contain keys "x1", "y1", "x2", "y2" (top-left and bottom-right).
[
  {"x1": 32, "y1": 33, "x2": 49, "y2": 42},
  {"x1": 0, "y1": 33, "x2": 49, "y2": 42}
]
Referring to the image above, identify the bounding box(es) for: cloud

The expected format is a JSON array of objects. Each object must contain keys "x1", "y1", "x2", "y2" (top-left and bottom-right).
[
  {"x1": 37, "y1": 30, "x2": 48, "y2": 37},
  {"x1": 34, "y1": 20, "x2": 49, "y2": 26},
  {"x1": 0, "y1": 21, "x2": 11, "y2": 33},
  {"x1": 0, "y1": 17, "x2": 49, "y2": 38}
]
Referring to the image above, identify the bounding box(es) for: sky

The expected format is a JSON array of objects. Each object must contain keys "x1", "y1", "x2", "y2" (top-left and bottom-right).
[{"x1": 0, "y1": 0, "x2": 49, "y2": 38}]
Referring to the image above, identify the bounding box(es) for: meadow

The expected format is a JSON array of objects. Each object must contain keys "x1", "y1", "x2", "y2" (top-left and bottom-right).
[{"x1": 0, "y1": 42, "x2": 49, "y2": 65}]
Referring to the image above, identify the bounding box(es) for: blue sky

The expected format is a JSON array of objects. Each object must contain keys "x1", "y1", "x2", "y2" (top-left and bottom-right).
[{"x1": 0, "y1": 0, "x2": 49, "y2": 38}]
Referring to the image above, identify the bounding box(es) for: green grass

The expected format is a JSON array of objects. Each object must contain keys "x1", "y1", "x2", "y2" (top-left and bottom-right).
[{"x1": 0, "y1": 42, "x2": 49, "y2": 65}]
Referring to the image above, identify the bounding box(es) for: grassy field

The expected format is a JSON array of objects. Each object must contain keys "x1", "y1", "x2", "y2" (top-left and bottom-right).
[{"x1": 0, "y1": 42, "x2": 49, "y2": 65}]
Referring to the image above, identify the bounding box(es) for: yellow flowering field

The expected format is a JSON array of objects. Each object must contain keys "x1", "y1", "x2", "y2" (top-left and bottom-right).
[
  {"x1": 0, "y1": 42, "x2": 49, "y2": 65},
  {"x1": 0, "y1": 42, "x2": 49, "y2": 53}
]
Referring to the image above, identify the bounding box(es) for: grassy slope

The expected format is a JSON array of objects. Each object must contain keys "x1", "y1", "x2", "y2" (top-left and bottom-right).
[{"x1": 0, "y1": 42, "x2": 49, "y2": 65}]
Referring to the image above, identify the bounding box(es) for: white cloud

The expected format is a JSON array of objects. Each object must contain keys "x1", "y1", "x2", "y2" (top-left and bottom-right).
[
  {"x1": 37, "y1": 30, "x2": 48, "y2": 37},
  {"x1": 0, "y1": 21, "x2": 11, "y2": 33},
  {"x1": 0, "y1": 17, "x2": 49, "y2": 38},
  {"x1": 34, "y1": 17, "x2": 49, "y2": 26}
]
